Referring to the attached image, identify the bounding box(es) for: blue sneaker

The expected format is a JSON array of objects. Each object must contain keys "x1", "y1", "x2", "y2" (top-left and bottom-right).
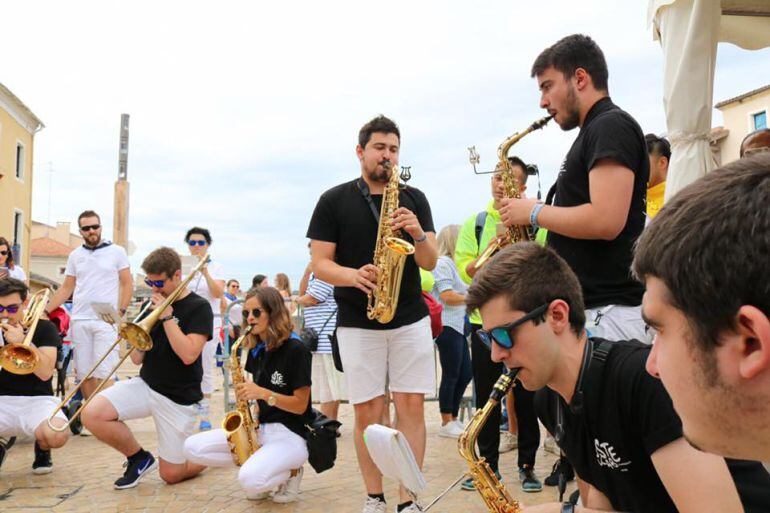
[
  {"x1": 519, "y1": 465, "x2": 543, "y2": 493},
  {"x1": 114, "y1": 452, "x2": 157, "y2": 490},
  {"x1": 199, "y1": 420, "x2": 212, "y2": 431},
  {"x1": 460, "y1": 471, "x2": 502, "y2": 491}
]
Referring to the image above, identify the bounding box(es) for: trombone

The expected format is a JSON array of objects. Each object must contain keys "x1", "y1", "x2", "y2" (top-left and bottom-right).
[
  {"x1": 0, "y1": 288, "x2": 51, "y2": 375},
  {"x1": 47, "y1": 254, "x2": 210, "y2": 432}
]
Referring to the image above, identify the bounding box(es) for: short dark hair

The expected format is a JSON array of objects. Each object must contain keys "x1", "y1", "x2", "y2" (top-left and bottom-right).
[
  {"x1": 252, "y1": 274, "x2": 267, "y2": 288},
  {"x1": 0, "y1": 236, "x2": 16, "y2": 269},
  {"x1": 531, "y1": 34, "x2": 609, "y2": 92},
  {"x1": 645, "y1": 133, "x2": 671, "y2": 160},
  {"x1": 184, "y1": 226, "x2": 212, "y2": 245},
  {"x1": 142, "y1": 247, "x2": 182, "y2": 277},
  {"x1": 633, "y1": 154, "x2": 770, "y2": 355},
  {"x1": 358, "y1": 115, "x2": 400, "y2": 149},
  {"x1": 0, "y1": 277, "x2": 28, "y2": 302},
  {"x1": 78, "y1": 210, "x2": 100, "y2": 225},
  {"x1": 227, "y1": 279, "x2": 240, "y2": 287},
  {"x1": 740, "y1": 128, "x2": 770, "y2": 158},
  {"x1": 508, "y1": 156, "x2": 529, "y2": 185},
  {"x1": 466, "y1": 242, "x2": 585, "y2": 335}
]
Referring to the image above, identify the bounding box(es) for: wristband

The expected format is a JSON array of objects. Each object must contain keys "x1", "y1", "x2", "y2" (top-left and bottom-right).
[
  {"x1": 530, "y1": 202, "x2": 545, "y2": 231},
  {"x1": 159, "y1": 315, "x2": 174, "y2": 324},
  {"x1": 413, "y1": 232, "x2": 427, "y2": 244},
  {"x1": 561, "y1": 503, "x2": 575, "y2": 513}
]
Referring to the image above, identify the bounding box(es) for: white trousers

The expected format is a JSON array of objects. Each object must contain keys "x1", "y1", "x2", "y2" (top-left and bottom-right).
[
  {"x1": 200, "y1": 320, "x2": 221, "y2": 395},
  {"x1": 183, "y1": 422, "x2": 308, "y2": 494}
]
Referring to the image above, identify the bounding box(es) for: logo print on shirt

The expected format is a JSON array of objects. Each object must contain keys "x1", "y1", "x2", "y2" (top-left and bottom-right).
[
  {"x1": 270, "y1": 371, "x2": 286, "y2": 387},
  {"x1": 594, "y1": 439, "x2": 631, "y2": 471}
]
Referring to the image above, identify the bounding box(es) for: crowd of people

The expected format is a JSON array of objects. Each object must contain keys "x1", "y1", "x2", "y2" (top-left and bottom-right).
[{"x1": 1, "y1": 32, "x2": 769, "y2": 513}]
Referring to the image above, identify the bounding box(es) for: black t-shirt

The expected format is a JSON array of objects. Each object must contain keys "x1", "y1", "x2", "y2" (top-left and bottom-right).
[
  {"x1": 139, "y1": 292, "x2": 213, "y2": 405},
  {"x1": 535, "y1": 339, "x2": 770, "y2": 513},
  {"x1": 306, "y1": 178, "x2": 435, "y2": 330},
  {"x1": 0, "y1": 319, "x2": 60, "y2": 396},
  {"x1": 244, "y1": 336, "x2": 313, "y2": 439},
  {"x1": 547, "y1": 97, "x2": 648, "y2": 309}
]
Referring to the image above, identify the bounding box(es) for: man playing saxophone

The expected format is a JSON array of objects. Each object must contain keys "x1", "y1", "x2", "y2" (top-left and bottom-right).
[
  {"x1": 0, "y1": 278, "x2": 70, "y2": 474},
  {"x1": 80, "y1": 247, "x2": 213, "y2": 489},
  {"x1": 307, "y1": 115, "x2": 437, "y2": 513}
]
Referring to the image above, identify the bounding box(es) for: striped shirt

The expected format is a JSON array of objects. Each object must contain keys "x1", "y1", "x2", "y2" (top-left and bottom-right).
[
  {"x1": 303, "y1": 275, "x2": 337, "y2": 354},
  {"x1": 431, "y1": 255, "x2": 468, "y2": 334}
]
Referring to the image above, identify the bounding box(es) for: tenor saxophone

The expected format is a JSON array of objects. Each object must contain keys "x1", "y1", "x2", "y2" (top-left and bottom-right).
[
  {"x1": 222, "y1": 330, "x2": 260, "y2": 465},
  {"x1": 474, "y1": 115, "x2": 552, "y2": 270},
  {"x1": 367, "y1": 161, "x2": 416, "y2": 324},
  {"x1": 457, "y1": 367, "x2": 522, "y2": 513}
]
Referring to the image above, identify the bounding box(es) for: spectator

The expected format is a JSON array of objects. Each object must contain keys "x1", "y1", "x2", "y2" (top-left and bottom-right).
[
  {"x1": 645, "y1": 133, "x2": 670, "y2": 220},
  {"x1": 0, "y1": 237, "x2": 27, "y2": 283},
  {"x1": 740, "y1": 128, "x2": 770, "y2": 158},
  {"x1": 275, "y1": 273, "x2": 296, "y2": 315},
  {"x1": 252, "y1": 274, "x2": 269, "y2": 289}
]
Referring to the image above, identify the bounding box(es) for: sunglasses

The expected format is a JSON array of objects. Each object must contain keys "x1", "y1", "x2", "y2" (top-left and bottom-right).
[
  {"x1": 144, "y1": 278, "x2": 167, "y2": 288},
  {"x1": 477, "y1": 303, "x2": 549, "y2": 350},
  {"x1": 187, "y1": 240, "x2": 207, "y2": 247},
  {"x1": 80, "y1": 224, "x2": 101, "y2": 232},
  {"x1": 242, "y1": 308, "x2": 265, "y2": 320},
  {"x1": 0, "y1": 250, "x2": 8, "y2": 256},
  {"x1": 0, "y1": 304, "x2": 21, "y2": 314}
]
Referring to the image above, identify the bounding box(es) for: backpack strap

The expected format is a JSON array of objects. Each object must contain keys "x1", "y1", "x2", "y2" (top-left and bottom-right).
[{"x1": 474, "y1": 211, "x2": 487, "y2": 250}]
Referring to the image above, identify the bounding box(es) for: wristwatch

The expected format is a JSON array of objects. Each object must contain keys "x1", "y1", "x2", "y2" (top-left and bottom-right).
[
  {"x1": 267, "y1": 393, "x2": 277, "y2": 407},
  {"x1": 561, "y1": 502, "x2": 575, "y2": 513}
]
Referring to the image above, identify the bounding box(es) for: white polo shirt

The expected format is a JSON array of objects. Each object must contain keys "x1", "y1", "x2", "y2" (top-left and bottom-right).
[{"x1": 65, "y1": 243, "x2": 130, "y2": 321}]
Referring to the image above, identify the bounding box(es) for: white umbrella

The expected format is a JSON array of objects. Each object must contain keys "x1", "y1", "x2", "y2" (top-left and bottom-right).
[{"x1": 648, "y1": 0, "x2": 770, "y2": 200}]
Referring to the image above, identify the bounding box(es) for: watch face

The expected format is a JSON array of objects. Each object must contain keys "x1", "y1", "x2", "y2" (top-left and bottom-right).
[{"x1": 268, "y1": 394, "x2": 277, "y2": 406}]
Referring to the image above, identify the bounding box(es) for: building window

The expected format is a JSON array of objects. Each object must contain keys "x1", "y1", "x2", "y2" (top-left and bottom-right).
[
  {"x1": 59, "y1": 266, "x2": 66, "y2": 275},
  {"x1": 13, "y1": 210, "x2": 23, "y2": 259},
  {"x1": 15, "y1": 142, "x2": 25, "y2": 180},
  {"x1": 754, "y1": 111, "x2": 767, "y2": 131}
]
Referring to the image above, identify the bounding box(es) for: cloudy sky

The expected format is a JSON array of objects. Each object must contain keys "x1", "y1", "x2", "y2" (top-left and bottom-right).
[{"x1": 3, "y1": 1, "x2": 768, "y2": 289}]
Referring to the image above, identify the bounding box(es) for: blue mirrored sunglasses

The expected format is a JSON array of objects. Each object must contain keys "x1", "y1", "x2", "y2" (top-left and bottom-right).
[
  {"x1": 477, "y1": 303, "x2": 549, "y2": 350},
  {"x1": 187, "y1": 240, "x2": 207, "y2": 247},
  {"x1": 144, "y1": 278, "x2": 166, "y2": 288},
  {"x1": 0, "y1": 304, "x2": 21, "y2": 314}
]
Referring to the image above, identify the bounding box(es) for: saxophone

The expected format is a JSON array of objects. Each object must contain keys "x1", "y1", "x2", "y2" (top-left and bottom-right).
[
  {"x1": 222, "y1": 330, "x2": 260, "y2": 465},
  {"x1": 367, "y1": 161, "x2": 416, "y2": 324},
  {"x1": 457, "y1": 367, "x2": 522, "y2": 513},
  {"x1": 473, "y1": 115, "x2": 552, "y2": 270}
]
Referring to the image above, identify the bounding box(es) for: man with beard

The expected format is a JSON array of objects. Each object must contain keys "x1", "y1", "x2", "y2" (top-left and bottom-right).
[
  {"x1": 498, "y1": 34, "x2": 649, "y2": 343},
  {"x1": 46, "y1": 210, "x2": 133, "y2": 417},
  {"x1": 307, "y1": 115, "x2": 437, "y2": 513}
]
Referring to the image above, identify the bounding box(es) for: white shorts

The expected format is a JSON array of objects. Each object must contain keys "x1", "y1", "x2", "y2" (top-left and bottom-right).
[
  {"x1": 311, "y1": 353, "x2": 346, "y2": 403},
  {"x1": 184, "y1": 422, "x2": 308, "y2": 495},
  {"x1": 337, "y1": 316, "x2": 435, "y2": 405},
  {"x1": 0, "y1": 395, "x2": 68, "y2": 438},
  {"x1": 585, "y1": 304, "x2": 651, "y2": 344},
  {"x1": 98, "y1": 377, "x2": 197, "y2": 464},
  {"x1": 70, "y1": 319, "x2": 119, "y2": 380}
]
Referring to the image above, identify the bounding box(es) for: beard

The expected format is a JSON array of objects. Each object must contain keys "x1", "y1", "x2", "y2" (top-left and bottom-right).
[
  {"x1": 365, "y1": 160, "x2": 392, "y2": 183},
  {"x1": 557, "y1": 84, "x2": 581, "y2": 131},
  {"x1": 85, "y1": 233, "x2": 102, "y2": 247}
]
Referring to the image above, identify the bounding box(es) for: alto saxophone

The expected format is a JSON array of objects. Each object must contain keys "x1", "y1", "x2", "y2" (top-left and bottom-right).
[
  {"x1": 473, "y1": 115, "x2": 552, "y2": 270},
  {"x1": 367, "y1": 161, "x2": 416, "y2": 324},
  {"x1": 458, "y1": 367, "x2": 522, "y2": 513},
  {"x1": 222, "y1": 330, "x2": 260, "y2": 465}
]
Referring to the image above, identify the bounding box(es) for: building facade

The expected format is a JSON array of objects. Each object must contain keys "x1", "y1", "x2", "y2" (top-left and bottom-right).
[
  {"x1": 714, "y1": 84, "x2": 770, "y2": 164},
  {"x1": 29, "y1": 220, "x2": 83, "y2": 287}
]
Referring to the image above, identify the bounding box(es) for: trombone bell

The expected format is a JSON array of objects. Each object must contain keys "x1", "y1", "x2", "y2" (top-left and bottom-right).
[{"x1": 0, "y1": 344, "x2": 40, "y2": 375}]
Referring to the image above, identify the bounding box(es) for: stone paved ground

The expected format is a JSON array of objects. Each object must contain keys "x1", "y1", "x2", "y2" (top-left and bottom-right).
[{"x1": 1, "y1": 367, "x2": 575, "y2": 513}]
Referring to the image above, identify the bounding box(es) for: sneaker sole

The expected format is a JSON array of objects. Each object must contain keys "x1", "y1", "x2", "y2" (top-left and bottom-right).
[
  {"x1": 113, "y1": 459, "x2": 158, "y2": 490},
  {"x1": 32, "y1": 466, "x2": 53, "y2": 475},
  {"x1": 438, "y1": 432, "x2": 460, "y2": 439},
  {"x1": 271, "y1": 493, "x2": 299, "y2": 504},
  {"x1": 522, "y1": 486, "x2": 544, "y2": 493}
]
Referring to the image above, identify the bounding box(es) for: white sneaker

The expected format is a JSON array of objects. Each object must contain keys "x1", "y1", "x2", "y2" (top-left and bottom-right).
[
  {"x1": 544, "y1": 434, "x2": 559, "y2": 455},
  {"x1": 499, "y1": 431, "x2": 518, "y2": 453},
  {"x1": 246, "y1": 490, "x2": 272, "y2": 500},
  {"x1": 79, "y1": 427, "x2": 92, "y2": 437},
  {"x1": 272, "y1": 466, "x2": 303, "y2": 503},
  {"x1": 438, "y1": 421, "x2": 463, "y2": 439},
  {"x1": 362, "y1": 496, "x2": 387, "y2": 513},
  {"x1": 399, "y1": 503, "x2": 421, "y2": 512}
]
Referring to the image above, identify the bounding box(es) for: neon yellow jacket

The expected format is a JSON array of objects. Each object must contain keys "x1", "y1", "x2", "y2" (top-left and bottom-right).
[{"x1": 420, "y1": 268, "x2": 435, "y2": 293}]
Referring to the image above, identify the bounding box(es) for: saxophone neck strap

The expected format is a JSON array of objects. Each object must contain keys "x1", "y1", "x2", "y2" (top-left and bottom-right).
[{"x1": 356, "y1": 178, "x2": 381, "y2": 223}]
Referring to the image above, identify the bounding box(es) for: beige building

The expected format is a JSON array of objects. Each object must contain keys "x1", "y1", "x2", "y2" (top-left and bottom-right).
[
  {"x1": 713, "y1": 84, "x2": 770, "y2": 165},
  {"x1": 0, "y1": 83, "x2": 44, "y2": 273},
  {"x1": 29, "y1": 220, "x2": 83, "y2": 287}
]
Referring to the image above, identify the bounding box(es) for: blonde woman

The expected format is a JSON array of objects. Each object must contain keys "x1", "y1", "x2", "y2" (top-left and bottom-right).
[
  {"x1": 431, "y1": 225, "x2": 471, "y2": 438},
  {"x1": 275, "y1": 273, "x2": 297, "y2": 315},
  {"x1": 184, "y1": 286, "x2": 312, "y2": 503}
]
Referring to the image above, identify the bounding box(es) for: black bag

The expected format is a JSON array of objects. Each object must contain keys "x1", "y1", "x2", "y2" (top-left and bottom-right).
[
  {"x1": 299, "y1": 307, "x2": 337, "y2": 353},
  {"x1": 330, "y1": 328, "x2": 343, "y2": 372},
  {"x1": 305, "y1": 409, "x2": 342, "y2": 473}
]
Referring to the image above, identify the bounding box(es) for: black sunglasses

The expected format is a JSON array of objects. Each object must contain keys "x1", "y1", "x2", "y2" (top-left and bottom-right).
[
  {"x1": 144, "y1": 278, "x2": 166, "y2": 288},
  {"x1": 477, "y1": 303, "x2": 549, "y2": 350},
  {"x1": 0, "y1": 250, "x2": 8, "y2": 256},
  {"x1": 242, "y1": 307, "x2": 265, "y2": 320},
  {"x1": 80, "y1": 224, "x2": 101, "y2": 232}
]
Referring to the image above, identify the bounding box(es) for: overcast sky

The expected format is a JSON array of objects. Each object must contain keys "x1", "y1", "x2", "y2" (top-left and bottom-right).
[{"x1": 3, "y1": 1, "x2": 768, "y2": 290}]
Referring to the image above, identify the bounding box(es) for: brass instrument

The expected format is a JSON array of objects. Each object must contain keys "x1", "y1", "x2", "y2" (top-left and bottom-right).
[
  {"x1": 47, "y1": 254, "x2": 210, "y2": 432},
  {"x1": 222, "y1": 328, "x2": 260, "y2": 465},
  {"x1": 458, "y1": 367, "x2": 522, "y2": 513},
  {"x1": 367, "y1": 161, "x2": 415, "y2": 324},
  {"x1": 0, "y1": 289, "x2": 51, "y2": 375},
  {"x1": 473, "y1": 115, "x2": 552, "y2": 270}
]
